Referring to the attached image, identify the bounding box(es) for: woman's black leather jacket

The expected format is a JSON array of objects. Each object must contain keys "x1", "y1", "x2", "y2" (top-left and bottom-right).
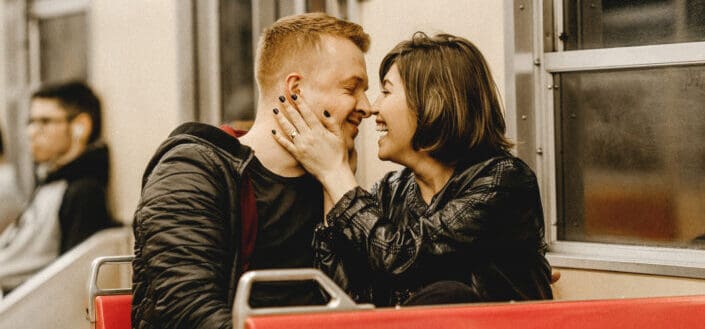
[{"x1": 314, "y1": 153, "x2": 553, "y2": 306}]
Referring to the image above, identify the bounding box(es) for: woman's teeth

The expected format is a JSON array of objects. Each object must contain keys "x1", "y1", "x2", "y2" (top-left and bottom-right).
[{"x1": 376, "y1": 125, "x2": 388, "y2": 136}]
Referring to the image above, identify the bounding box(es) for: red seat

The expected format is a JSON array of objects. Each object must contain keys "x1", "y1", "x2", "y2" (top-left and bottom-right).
[
  {"x1": 244, "y1": 294, "x2": 705, "y2": 329},
  {"x1": 95, "y1": 295, "x2": 132, "y2": 329}
]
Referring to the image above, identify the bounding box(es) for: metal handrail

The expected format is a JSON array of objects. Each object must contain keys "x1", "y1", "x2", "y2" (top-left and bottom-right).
[
  {"x1": 232, "y1": 268, "x2": 373, "y2": 329},
  {"x1": 86, "y1": 255, "x2": 134, "y2": 325}
]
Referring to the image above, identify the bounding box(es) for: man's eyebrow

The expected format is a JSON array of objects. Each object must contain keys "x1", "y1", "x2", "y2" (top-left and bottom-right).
[
  {"x1": 382, "y1": 79, "x2": 393, "y2": 87},
  {"x1": 341, "y1": 76, "x2": 362, "y2": 85},
  {"x1": 341, "y1": 76, "x2": 368, "y2": 90}
]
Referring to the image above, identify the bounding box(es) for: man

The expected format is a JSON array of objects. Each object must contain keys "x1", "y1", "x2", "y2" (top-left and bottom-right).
[
  {"x1": 0, "y1": 81, "x2": 113, "y2": 294},
  {"x1": 131, "y1": 13, "x2": 372, "y2": 329}
]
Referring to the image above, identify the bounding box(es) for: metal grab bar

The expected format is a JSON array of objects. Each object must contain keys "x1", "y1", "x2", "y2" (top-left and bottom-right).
[
  {"x1": 86, "y1": 255, "x2": 134, "y2": 325},
  {"x1": 232, "y1": 268, "x2": 373, "y2": 329}
]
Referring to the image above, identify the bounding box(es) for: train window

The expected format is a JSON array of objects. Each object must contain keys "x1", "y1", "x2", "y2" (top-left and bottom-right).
[
  {"x1": 219, "y1": 0, "x2": 255, "y2": 128},
  {"x1": 556, "y1": 66, "x2": 705, "y2": 249},
  {"x1": 34, "y1": 13, "x2": 88, "y2": 83},
  {"x1": 512, "y1": 0, "x2": 705, "y2": 277},
  {"x1": 563, "y1": 0, "x2": 705, "y2": 50},
  {"x1": 27, "y1": 0, "x2": 89, "y2": 84}
]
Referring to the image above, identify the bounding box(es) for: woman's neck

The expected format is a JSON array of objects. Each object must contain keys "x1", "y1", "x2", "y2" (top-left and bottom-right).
[{"x1": 409, "y1": 155, "x2": 454, "y2": 205}]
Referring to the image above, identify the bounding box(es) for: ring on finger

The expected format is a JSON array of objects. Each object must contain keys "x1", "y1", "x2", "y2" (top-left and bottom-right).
[{"x1": 290, "y1": 131, "x2": 298, "y2": 139}]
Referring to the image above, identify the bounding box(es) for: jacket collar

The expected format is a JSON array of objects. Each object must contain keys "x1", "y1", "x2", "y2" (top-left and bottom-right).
[
  {"x1": 140, "y1": 122, "x2": 254, "y2": 189},
  {"x1": 169, "y1": 122, "x2": 252, "y2": 161},
  {"x1": 42, "y1": 143, "x2": 109, "y2": 185}
]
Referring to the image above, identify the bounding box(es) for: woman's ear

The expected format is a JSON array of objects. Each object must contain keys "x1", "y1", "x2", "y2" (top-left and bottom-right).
[{"x1": 284, "y1": 72, "x2": 303, "y2": 100}]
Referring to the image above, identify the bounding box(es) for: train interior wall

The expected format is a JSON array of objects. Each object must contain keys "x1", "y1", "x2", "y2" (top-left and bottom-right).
[{"x1": 0, "y1": 0, "x2": 704, "y2": 303}]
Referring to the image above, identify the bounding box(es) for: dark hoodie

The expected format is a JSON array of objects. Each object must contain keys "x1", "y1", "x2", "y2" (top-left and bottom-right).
[{"x1": 41, "y1": 143, "x2": 115, "y2": 252}]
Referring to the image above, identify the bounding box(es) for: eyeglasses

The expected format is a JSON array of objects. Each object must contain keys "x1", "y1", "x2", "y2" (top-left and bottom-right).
[{"x1": 26, "y1": 116, "x2": 70, "y2": 128}]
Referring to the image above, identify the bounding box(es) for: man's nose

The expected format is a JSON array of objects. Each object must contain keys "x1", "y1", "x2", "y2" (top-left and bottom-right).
[
  {"x1": 26, "y1": 123, "x2": 39, "y2": 138},
  {"x1": 371, "y1": 95, "x2": 382, "y2": 116},
  {"x1": 355, "y1": 93, "x2": 373, "y2": 118}
]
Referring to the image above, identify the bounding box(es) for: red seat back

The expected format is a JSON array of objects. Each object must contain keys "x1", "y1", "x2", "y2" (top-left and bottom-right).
[
  {"x1": 244, "y1": 295, "x2": 705, "y2": 329},
  {"x1": 95, "y1": 295, "x2": 132, "y2": 329}
]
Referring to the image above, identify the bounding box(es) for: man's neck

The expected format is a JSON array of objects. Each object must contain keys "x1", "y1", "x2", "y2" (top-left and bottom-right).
[
  {"x1": 238, "y1": 104, "x2": 306, "y2": 178},
  {"x1": 46, "y1": 142, "x2": 87, "y2": 173}
]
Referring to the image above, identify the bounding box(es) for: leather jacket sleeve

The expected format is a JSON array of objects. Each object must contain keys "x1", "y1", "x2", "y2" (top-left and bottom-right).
[
  {"x1": 132, "y1": 143, "x2": 235, "y2": 329},
  {"x1": 319, "y1": 157, "x2": 546, "y2": 278}
]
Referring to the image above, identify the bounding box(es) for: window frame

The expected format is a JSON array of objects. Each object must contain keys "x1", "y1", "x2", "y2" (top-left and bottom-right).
[{"x1": 521, "y1": 0, "x2": 705, "y2": 279}]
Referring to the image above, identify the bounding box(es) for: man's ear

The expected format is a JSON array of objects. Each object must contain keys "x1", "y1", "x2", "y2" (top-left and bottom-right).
[
  {"x1": 284, "y1": 72, "x2": 303, "y2": 99},
  {"x1": 70, "y1": 113, "x2": 93, "y2": 143}
]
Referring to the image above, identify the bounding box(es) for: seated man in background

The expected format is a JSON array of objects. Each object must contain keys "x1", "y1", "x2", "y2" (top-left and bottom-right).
[
  {"x1": 0, "y1": 81, "x2": 114, "y2": 296},
  {"x1": 131, "y1": 13, "x2": 371, "y2": 329}
]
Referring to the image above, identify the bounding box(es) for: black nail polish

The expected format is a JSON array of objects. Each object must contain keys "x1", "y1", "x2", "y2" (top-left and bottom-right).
[
  {"x1": 291, "y1": 94, "x2": 298, "y2": 100},
  {"x1": 271, "y1": 129, "x2": 276, "y2": 135},
  {"x1": 273, "y1": 108, "x2": 279, "y2": 114},
  {"x1": 323, "y1": 110, "x2": 330, "y2": 118},
  {"x1": 278, "y1": 96, "x2": 286, "y2": 103}
]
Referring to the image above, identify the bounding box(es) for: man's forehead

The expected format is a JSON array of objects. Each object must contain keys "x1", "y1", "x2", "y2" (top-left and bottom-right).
[
  {"x1": 30, "y1": 98, "x2": 64, "y2": 113},
  {"x1": 314, "y1": 36, "x2": 368, "y2": 83},
  {"x1": 318, "y1": 35, "x2": 365, "y2": 62}
]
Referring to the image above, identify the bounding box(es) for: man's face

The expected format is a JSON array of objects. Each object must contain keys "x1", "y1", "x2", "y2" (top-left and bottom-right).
[
  {"x1": 27, "y1": 98, "x2": 73, "y2": 164},
  {"x1": 300, "y1": 35, "x2": 372, "y2": 150}
]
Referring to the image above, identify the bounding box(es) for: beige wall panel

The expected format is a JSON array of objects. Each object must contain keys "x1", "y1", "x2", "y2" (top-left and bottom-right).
[
  {"x1": 553, "y1": 267, "x2": 705, "y2": 300},
  {"x1": 356, "y1": 0, "x2": 506, "y2": 188},
  {"x1": 91, "y1": 0, "x2": 182, "y2": 223},
  {"x1": 0, "y1": 1, "x2": 6, "y2": 131}
]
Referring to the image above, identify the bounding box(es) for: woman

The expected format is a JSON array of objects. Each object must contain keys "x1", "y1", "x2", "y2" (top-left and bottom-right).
[{"x1": 272, "y1": 32, "x2": 553, "y2": 306}]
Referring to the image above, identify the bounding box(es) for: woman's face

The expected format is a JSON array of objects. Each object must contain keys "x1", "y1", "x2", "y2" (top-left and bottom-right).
[{"x1": 373, "y1": 64, "x2": 418, "y2": 164}]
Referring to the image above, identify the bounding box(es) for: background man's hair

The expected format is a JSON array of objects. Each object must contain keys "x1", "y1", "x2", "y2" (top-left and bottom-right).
[
  {"x1": 255, "y1": 12, "x2": 370, "y2": 92},
  {"x1": 31, "y1": 81, "x2": 102, "y2": 143}
]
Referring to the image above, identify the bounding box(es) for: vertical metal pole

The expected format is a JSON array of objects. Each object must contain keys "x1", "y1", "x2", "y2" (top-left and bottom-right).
[
  {"x1": 346, "y1": 0, "x2": 360, "y2": 22},
  {"x1": 195, "y1": 0, "x2": 222, "y2": 124},
  {"x1": 294, "y1": 0, "x2": 306, "y2": 14},
  {"x1": 176, "y1": 0, "x2": 196, "y2": 123}
]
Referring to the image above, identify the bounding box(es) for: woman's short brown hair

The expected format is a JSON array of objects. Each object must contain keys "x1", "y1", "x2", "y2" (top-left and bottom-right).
[
  {"x1": 379, "y1": 32, "x2": 512, "y2": 164},
  {"x1": 256, "y1": 13, "x2": 370, "y2": 92}
]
